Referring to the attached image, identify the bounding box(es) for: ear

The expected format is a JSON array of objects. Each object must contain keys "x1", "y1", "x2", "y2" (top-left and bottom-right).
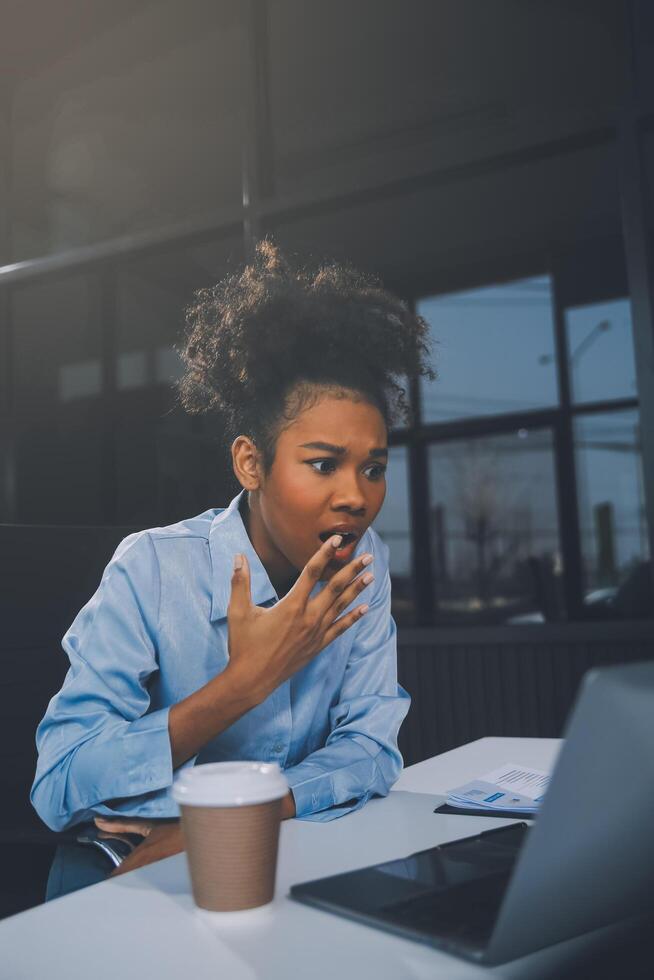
[{"x1": 231, "y1": 435, "x2": 263, "y2": 490}]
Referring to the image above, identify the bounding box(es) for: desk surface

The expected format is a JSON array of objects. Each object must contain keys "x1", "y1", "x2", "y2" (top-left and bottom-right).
[{"x1": 4, "y1": 736, "x2": 616, "y2": 980}]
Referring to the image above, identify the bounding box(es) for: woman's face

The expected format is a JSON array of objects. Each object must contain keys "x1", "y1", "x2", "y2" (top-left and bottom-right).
[{"x1": 244, "y1": 391, "x2": 388, "y2": 590}]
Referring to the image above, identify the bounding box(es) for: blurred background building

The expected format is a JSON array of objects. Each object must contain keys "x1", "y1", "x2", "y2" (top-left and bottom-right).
[{"x1": 1, "y1": 0, "x2": 653, "y2": 628}]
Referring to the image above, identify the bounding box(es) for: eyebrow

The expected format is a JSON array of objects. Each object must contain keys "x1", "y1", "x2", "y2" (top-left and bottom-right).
[{"x1": 299, "y1": 441, "x2": 388, "y2": 459}]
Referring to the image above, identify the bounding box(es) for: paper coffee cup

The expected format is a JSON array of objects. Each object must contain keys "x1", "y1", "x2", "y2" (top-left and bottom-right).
[{"x1": 172, "y1": 761, "x2": 288, "y2": 912}]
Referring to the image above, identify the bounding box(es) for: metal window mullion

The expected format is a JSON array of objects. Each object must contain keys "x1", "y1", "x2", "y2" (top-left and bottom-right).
[
  {"x1": 569, "y1": 397, "x2": 638, "y2": 419},
  {"x1": 416, "y1": 406, "x2": 559, "y2": 445}
]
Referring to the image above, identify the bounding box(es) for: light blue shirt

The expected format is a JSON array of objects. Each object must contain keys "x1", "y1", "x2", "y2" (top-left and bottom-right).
[{"x1": 31, "y1": 491, "x2": 410, "y2": 831}]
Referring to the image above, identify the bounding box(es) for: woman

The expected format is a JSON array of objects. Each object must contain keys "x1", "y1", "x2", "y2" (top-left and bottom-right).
[{"x1": 32, "y1": 242, "x2": 434, "y2": 893}]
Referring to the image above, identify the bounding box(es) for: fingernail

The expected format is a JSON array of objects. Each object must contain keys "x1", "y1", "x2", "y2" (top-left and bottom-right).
[
  {"x1": 361, "y1": 554, "x2": 373, "y2": 566},
  {"x1": 362, "y1": 572, "x2": 374, "y2": 585},
  {"x1": 233, "y1": 554, "x2": 243, "y2": 570},
  {"x1": 331, "y1": 534, "x2": 343, "y2": 547},
  {"x1": 359, "y1": 604, "x2": 369, "y2": 615}
]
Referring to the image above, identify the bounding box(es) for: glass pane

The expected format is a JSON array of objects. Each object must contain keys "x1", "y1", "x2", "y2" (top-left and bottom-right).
[
  {"x1": 11, "y1": 1, "x2": 243, "y2": 262},
  {"x1": 12, "y1": 275, "x2": 105, "y2": 524},
  {"x1": 565, "y1": 297, "x2": 637, "y2": 405},
  {"x1": 418, "y1": 276, "x2": 558, "y2": 423},
  {"x1": 372, "y1": 446, "x2": 414, "y2": 625},
  {"x1": 114, "y1": 241, "x2": 243, "y2": 525},
  {"x1": 269, "y1": 1, "x2": 618, "y2": 199},
  {"x1": 428, "y1": 429, "x2": 562, "y2": 624},
  {"x1": 390, "y1": 375, "x2": 412, "y2": 433},
  {"x1": 575, "y1": 410, "x2": 651, "y2": 618}
]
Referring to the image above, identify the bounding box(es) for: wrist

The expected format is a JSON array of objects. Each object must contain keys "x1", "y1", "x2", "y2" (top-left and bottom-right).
[
  {"x1": 281, "y1": 790, "x2": 296, "y2": 820},
  {"x1": 170, "y1": 664, "x2": 267, "y2": 770},
  {"x1": 220, "y1": 662, "x2": 269, "y2": 710}
]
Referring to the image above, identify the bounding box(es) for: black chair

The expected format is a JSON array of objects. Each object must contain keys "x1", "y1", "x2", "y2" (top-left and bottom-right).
[{"x1": 0, "y1": 523, "x2": 139, "y2": 919}]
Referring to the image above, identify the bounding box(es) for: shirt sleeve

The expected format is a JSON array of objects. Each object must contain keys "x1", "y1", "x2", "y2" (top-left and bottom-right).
[
  {"x1": 30, "y1": 532, "x2": 188, "y2": 832},
  {"x1": 284, "y1": 537, "x2": 410, "y2": 822}
]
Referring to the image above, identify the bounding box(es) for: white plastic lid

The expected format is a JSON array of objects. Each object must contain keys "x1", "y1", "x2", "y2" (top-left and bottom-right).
[{"x1": 172, "y1": 761, "x2": 289, "y2": 808}]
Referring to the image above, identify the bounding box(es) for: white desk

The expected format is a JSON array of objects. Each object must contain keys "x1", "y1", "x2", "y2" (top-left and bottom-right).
[{"x1": 0, "y1": 736, "x2": 629, "y2": 979}]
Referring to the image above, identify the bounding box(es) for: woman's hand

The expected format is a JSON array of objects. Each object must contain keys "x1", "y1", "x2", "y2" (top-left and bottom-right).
[
  {"x1": 226, "y1": 535, "x2": 373, "y2": 704},
  {"x1": 108, "y1": 821, "x2": 184, "y2": 877},
  {"x1": 168, "y1": 535, "x2": 373, "y2": 773},
  {"x1": 94, "y1": 816, "x2": 154, "y2": 838}
]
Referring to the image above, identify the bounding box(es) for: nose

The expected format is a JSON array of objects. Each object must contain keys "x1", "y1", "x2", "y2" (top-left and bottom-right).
[{"x1": 331, "y1": 469, "x2": 367, "y2": 514}]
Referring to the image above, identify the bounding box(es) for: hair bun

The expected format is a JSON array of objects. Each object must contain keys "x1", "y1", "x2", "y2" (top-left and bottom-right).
[{"x1": 177, "y1": 240, "x2": 435, "y2": 470}]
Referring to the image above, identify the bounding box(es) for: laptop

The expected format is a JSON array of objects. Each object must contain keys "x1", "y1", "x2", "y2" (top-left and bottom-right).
[{"x1": 290, "y1": 660, "x2": 654, "y2": 964}]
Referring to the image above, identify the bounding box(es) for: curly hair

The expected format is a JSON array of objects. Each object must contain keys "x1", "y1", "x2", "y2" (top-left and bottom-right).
[{"x1": 177, "y1": 240, "x2": 435, "y2": 471}]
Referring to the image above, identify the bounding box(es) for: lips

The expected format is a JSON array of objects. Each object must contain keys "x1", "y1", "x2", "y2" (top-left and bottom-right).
[{"x1": 319, "y1": 526, "x2": 361, "y2": 547}]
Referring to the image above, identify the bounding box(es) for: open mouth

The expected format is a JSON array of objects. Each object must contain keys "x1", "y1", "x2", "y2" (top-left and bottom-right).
[{"x1": 319, "y1": 529, "x2": 359, "y2": 547}]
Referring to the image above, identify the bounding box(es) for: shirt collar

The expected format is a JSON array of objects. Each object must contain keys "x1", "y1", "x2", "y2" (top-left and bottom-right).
[{"x1": 208, "y1": 490, "x2": 279, "y2": 621}]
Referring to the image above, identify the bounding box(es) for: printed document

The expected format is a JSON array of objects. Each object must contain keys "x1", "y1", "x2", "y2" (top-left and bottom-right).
[{"x1": 447, "y1": 763, "x2": 551, "y2": 814}]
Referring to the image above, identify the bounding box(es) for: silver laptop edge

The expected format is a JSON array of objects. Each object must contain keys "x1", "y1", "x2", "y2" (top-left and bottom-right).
[{"x1": 486, "y1": 659, "x2": 654, "y2": 964}]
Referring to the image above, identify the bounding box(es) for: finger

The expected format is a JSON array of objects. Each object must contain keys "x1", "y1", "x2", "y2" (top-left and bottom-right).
[
  {"x1": 323, "y1": 570, "x2": 374, "y2": 625},
  {"x1": 94, "y1": 817, "x2": 152, "y2": 837},
  {"x1": 322, "y1": 603, "x2": 369, "y2": 646},
  {"x1": 227, "y1": 552, "x2": 252, "y2": 618},
  {"x1": 313, "y1": 551, "x2": 374, "y2": 618},
  {"x1": 95, "y1": 816, "x2": 135, "y2": 827},
  {"x1": 109, "y1": 825, "x2": 184, "y2": 877},
  {"x1": 289, "y1": 535, "x2": 347, "y2": 605}
]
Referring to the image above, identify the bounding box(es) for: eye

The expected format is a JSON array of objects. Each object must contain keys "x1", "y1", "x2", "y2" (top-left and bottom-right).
[
  {"x1": 364, "y1": 463, "x2": 387, "y2": 481},
  {"x1": 307, "y1": 458, "x2": 337, "y2": 475}
]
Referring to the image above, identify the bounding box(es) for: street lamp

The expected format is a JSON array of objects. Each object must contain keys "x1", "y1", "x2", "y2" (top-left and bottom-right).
[{"x1": 537, "y1": 319, "x2": 611, "y2": 369}]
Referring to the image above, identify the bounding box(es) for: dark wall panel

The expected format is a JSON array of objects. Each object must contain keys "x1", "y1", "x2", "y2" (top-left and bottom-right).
[{"x1": 397, "y1": 622, "x2": 654, "y2": 765}]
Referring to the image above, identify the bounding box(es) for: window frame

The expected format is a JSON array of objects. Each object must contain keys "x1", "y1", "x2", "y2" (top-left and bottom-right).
[{"x1": 391, "y1": 249, "x2": 641, "y2": 626}]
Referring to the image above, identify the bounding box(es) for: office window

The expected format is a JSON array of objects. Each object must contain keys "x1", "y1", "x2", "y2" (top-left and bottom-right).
[
  {"x1": 574, "y1": 409, "x2": 650, "y2": 617},
  {"x1": 427, "y1": 428, "x2": 562, "y2": 624},
  {"x1": 418, "y1": 276, "x2": 558, "y2": 423},
  {"x1": 565, "y1": 297, "x2": 637, "y2": 405},
  {"x1": 114, "y1": 240, "x2": 243, "y2": 525}
]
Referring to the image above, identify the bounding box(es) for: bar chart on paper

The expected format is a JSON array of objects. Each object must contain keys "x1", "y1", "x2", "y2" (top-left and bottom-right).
[{"x1": 446, "y1": 764, "x2": 551, "y2": 814}]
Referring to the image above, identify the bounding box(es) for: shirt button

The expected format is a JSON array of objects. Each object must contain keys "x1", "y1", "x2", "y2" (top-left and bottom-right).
[{"x1": 273, "y1": 743, "x2": 284, "y2": 754}]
